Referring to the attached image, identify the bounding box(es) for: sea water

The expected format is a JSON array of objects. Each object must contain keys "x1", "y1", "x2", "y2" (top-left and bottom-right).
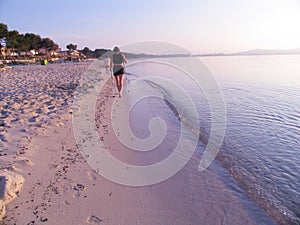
[{"x1": 125, "y1": 55, "x2": 300, "y2": 224}]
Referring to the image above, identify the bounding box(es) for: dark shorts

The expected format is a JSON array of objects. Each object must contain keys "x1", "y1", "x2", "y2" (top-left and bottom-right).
[{"x1": 113, "y1": 65, "x2": 125, "y2": 76}]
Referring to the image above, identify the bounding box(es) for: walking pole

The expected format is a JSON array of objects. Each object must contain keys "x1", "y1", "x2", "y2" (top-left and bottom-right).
[
  {"x1": 123, "y1": 62, "x2": 128, "y2": 81},
  {"x1": 123, "y1": 62, "x2": 129, "y2": 89}
]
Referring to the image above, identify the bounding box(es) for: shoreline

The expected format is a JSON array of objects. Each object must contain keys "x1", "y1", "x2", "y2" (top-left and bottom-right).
[
  {"x1": 3, "y1": 113, "x2": 277, "y2": 225},
  {"x1": 1, "y1": 61, "x2": 277, "y2": 224}
]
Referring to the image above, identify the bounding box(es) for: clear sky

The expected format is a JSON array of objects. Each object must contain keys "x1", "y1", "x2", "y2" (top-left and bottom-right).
[{"x1": 0, "y1": 0, "x2": 300, "y2": 53}]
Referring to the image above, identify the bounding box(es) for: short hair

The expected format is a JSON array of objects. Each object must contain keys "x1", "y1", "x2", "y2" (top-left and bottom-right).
[{"x1": 113, "y1": 46, "x2": 120, "y2": 53}]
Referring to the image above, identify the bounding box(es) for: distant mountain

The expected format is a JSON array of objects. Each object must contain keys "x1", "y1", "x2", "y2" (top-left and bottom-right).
[
  {"x1": 194, "y1": 48, "x2": 300, "y2": 57},
  {"x1": 124, "y1": 48, "x2": 300, "y2": 58},
  {"x1": 234, "y1": 48, "x2": 300, "y2": 56}
]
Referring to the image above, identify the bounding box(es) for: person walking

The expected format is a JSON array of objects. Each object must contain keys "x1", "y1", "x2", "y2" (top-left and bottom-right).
[
  {"x1": 110, "y1": 46, "x2": 128, "y2": 97},
  {"x1": 104, "y1": 56, "x2": 110, "y2": 73}
]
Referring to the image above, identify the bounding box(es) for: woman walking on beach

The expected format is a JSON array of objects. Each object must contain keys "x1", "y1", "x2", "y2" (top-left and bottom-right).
[{"x1": 110, "y1": 46, "x2": 128, "y2": 97}]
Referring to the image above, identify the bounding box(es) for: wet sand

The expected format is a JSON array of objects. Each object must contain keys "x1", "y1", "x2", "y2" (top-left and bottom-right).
[{"x1": 0, "y1": 62, "x2": 276, "y2": 224}]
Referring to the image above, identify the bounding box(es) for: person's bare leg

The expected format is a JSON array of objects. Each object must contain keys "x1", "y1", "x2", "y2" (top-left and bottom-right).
[
  {"x1": 114, "y1": 75, "x2": 120, "y2": 96},
  {"x1": 119, "y1": 74, "x2": 124, "y2": 97},
  {"x1": 114, "y1": 75, "x2": 123, "y2": 97}
]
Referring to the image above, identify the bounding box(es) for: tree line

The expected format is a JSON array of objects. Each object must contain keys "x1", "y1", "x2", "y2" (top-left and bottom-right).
[
  {"x1": 0, "y1": 23, "x2": 140, "y2": 59},
  {"x1": 0, "y1": 23, "x2": 58, "y2": 51}
]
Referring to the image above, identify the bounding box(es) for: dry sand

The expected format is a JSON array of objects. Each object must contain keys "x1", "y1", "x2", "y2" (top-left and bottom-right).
[
  {"x1": 0, "y1": 62, "x2": 87, "y2": 222},
  {"x1": 0, "y1": 61, "x2": 277, "y2": 225}
]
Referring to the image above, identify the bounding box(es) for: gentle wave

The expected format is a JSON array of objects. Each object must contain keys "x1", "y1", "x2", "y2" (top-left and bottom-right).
[{"x1": 126, "y1": 56, "x2": 300, "y2": 224}]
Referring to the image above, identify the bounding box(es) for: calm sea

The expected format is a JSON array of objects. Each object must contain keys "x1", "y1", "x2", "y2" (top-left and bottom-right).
[{"x1": 125, "y1": 55, "x2": 300, "y2": 224}]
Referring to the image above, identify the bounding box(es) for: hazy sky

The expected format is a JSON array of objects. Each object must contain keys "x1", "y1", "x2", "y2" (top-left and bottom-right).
[{"x1": 0, "y1": 0, "x2": 300, "y2": 53}]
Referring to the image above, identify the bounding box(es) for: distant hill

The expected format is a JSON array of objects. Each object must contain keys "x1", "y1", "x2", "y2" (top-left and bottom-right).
[
  {"x1": 234, "y1": 48, "x2": 300, "y2": 56},
  {"x1": 193, "y1": 48, "x2": 300, "y2": 57}
]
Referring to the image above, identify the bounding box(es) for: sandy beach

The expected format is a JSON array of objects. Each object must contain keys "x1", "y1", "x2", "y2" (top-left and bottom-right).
[{"x1": 0, "y1": 61, "x2": 277, "y2": 225}]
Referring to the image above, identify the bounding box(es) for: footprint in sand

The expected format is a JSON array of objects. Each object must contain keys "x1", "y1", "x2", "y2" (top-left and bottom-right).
[
  {"x1": 87, "y1": 215, "x2": 103, "y2": 224},
  {"x1": 72, "y1": 183, "x2": 85, "y2": 198}
]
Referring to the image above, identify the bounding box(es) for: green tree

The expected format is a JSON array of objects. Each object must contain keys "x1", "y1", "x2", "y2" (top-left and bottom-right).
[
  {"x1": 0, "y1": 22, "x2": 59, "y2": 59},
  {"x1": 66, "y1": 43, "x2": 77, "y2": 51},
  {"x1": 82, "y1": 47, "x2": 91, "y2": 54},
  {"x1": 24, "y1": 33, "x2": 41, "y2": 50},
  {"x1": 81, "y1": 47, "x2": 93, "y2": 57},
  {"x1": 6, "y1": 30, "x2": 20, "y2": 49},
  {"x1": 18, "y1": 33, "x2": 31, "y2": 51},
  {"x1": 0, "y1": 23, "x2": 8, "y2": 38},
  {"x1": 0, "y1": 23, "x2": 8, "y2": 47},
  {"x1": 0, "y1": 23, "x2": 8, "y2": 60},
  {"x1": 40, "y1": 37, "x2": 58, "y2": 50},
  {"x1": 95, "y1": 48, "x2": 109, "y2": 58}
]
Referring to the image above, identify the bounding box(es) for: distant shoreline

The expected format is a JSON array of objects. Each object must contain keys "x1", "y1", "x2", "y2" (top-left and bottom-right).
[
  {"x1": 124, "y1": 51, "x2": 300, "y2": 59},
  {"x1": 196, "y1": 52, "x2": 300, "y2": 57},
  {"x1": 2, "y1": 51, "x2": 300, "y2": 67}
]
